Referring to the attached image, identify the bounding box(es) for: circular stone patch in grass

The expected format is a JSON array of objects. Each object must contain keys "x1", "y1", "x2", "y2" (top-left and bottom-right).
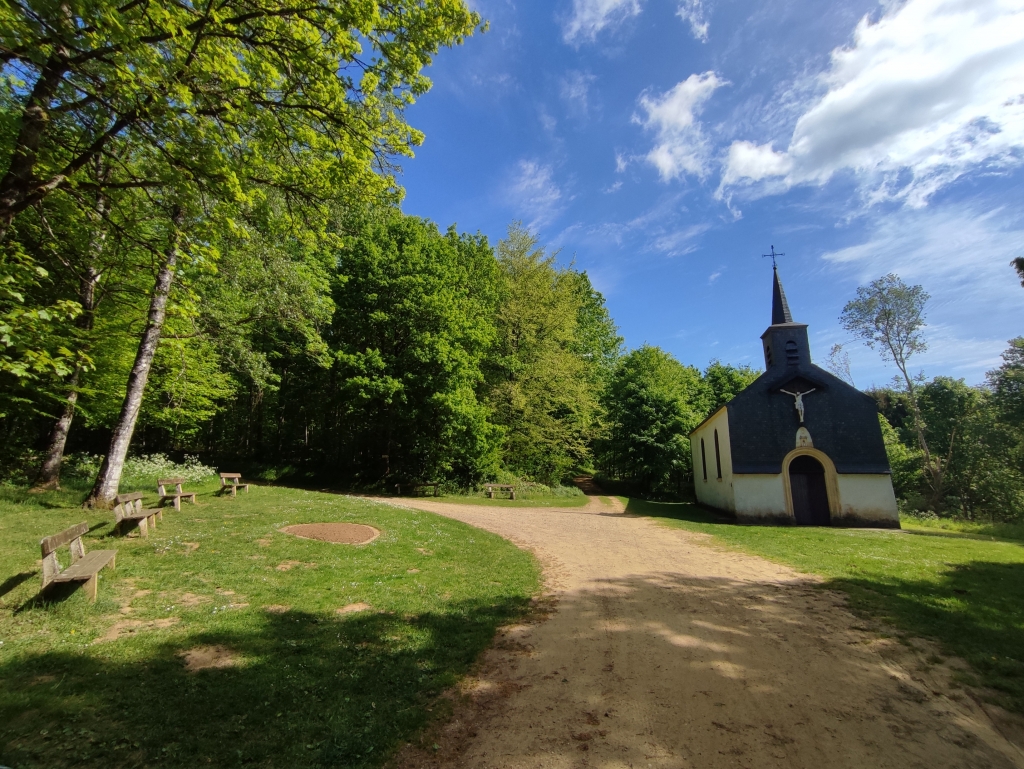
[{"x1": 279, "y1": 523, "x2": 380, "y2": 544}]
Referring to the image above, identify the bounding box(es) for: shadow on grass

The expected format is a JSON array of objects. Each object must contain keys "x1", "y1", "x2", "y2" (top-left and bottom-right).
[
  {"x1": 0, "y1": 572, "x2": 35, "y2": 599},
  {"x1": 624, "y1": 497, "x2": 1024, "y2": 712},
  {"x1": 829, "y1": 560, "x2": 1024, "y2": 711},
  {"x1": 623, "y1": 498, "x2": 728, "y2": 525},
  {"x1": 0, "y1": 596, "x2": 530, "y2": 769}
]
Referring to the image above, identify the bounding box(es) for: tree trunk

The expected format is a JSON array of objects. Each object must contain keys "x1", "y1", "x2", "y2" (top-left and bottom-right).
[
  {"x1": 32, "y1": 369, "x2": 81, "y2": 491},
  {"x1": 900, "y1": 369, "x2": 943, "y2": 506},
  {"x1": 32, "y1": 172, "x2": 107, "y2": 490},
  {"x1": 85, "y1": 211, "x2": 183, "y2": 508}
]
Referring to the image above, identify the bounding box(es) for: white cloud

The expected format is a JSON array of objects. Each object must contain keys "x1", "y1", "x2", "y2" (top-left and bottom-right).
[
  {"x1": 720, "y1": 0, "x2": 1024, "y2": 206},
  {"x1": 561, "y1": 70, "x2": 597, "y2": 116},
  {"x1": 604, "y1": 180, "x2": 624, "y2": 193},
  {"x1": 677, "y1": 0, "x2": 709, "y2": 41},
  {"x1": 708, "y1": 269, "x2": 722, "y2": 283},
  {"x1": 615, "y1": 152, "x2": 629, "y2": 173},
  {"x1": 820, "y1": 201, "x2": 1024, "y2": 382},
  {"x1": 562, "y1": 0, "x2": 642, "y2": 43},
  {"x1": 509, "y1": 160, "x2": 565, "y2": 228},
  {"x1": 638, "y1": 71, "x2": 727, "y2": 180}
]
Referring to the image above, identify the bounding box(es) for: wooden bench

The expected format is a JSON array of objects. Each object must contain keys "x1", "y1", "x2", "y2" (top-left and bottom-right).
[
  {"x1": 219, "y1": 473, "x2": 250, "y2": 496},
  {"x1": 113, "y1": 492, "x2": 160, "y2": 538},
  {"x1": 415, "y1": 482, "x2": 440, "y2": 497},
  {"x1": 157, "y1": 477, "x2": 197, "y2": 510},
  {"x1": 41, "y1": 522, "x2": 116, "y2": 602},
  {"x1": 485, "y1": 483, "x2": 516, "y2": 500}
]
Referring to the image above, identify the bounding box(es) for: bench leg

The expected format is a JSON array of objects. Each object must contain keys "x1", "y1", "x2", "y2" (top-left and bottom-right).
[
  {"x1": 510, "y1": 491, "x2": 516, "y2": 500},
  {"x1": 138, "y1": 517, "x2": 148, "y2": 538},
  {"x1": 156, "y1": 508, "x2": 164, "y2": 522},
  {"x1": 85, "y1": 574, "x2": 98, "y2": 602},
  {"x1": 230, "y1": 485, "x2": 237, "y2": 497},
  {"x1": 174, "y1": 496, "x2": 181, "y2": 511}
]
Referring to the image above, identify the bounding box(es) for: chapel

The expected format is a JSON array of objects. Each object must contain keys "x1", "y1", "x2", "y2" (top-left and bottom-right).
[{"x1": 689, "y1": 265, "x2": 900, "y2": 527}]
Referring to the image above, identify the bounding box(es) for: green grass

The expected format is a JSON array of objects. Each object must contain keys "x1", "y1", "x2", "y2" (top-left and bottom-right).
[
  {"x1": 623, "y1": 497, "x2": 1024, "y2": 713},
  {"x1": 0, "y1": 481, "x2": 540, "y2": 768}
]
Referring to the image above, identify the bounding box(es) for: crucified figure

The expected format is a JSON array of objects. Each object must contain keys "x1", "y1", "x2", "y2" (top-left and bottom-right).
[{"x1": 780, "y1": 388, "x2": 816, "y2": 423}]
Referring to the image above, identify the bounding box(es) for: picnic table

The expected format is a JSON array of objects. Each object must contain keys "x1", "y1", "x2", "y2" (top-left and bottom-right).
[
  {"x1": 157, "y1": 477, "x2": 197, "y2": 510},
  {"x1": 40, "y1": 522, "x2": 116, "y2": 602},
  {"x1": 113, "y1": 492, "x2": 161, "y2": 537},
  {"x1": 218, "y1": 473, "x2": 250, "y2": 496},
  {"x1": 485, "y1": 483, "x2": 516, "y2": 500}
]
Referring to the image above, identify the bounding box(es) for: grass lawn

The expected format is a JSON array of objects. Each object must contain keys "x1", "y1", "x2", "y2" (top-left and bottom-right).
[
  {"x1": 623, "y1": 498, "x2": 1024, "y2": 713},
  {"x1": 0, "y1": 481, "x2": 540, "y2": 768}
]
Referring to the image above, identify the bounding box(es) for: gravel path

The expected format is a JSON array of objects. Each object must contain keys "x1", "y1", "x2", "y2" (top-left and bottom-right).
[{"x1": 382, "y1": 495, "x2": 1024, "y2": 769}]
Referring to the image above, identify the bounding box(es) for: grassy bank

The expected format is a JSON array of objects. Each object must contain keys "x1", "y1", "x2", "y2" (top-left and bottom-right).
[
  {"x1": 625, "y1": 498, "x2": 1024, "y2": 713},
  {"x1": 0, "y1": 482, "x2": 540, "y2": 768}
]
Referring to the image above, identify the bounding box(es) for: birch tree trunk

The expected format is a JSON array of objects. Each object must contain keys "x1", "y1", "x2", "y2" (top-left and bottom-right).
[{"x1": 85, "y1": 211, "x2": 182, "y2": 508}]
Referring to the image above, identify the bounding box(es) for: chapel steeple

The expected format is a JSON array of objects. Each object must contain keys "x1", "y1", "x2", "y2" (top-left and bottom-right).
[
  {"x1": 760, "y1": 263, "x2": 810, "y2": 370},
  {"x1": 772, "y1": 265, "x2": 794, "y2": 324}
]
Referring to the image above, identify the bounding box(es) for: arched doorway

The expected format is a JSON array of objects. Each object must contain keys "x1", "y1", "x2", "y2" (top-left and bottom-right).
[{"x1": 788, "y1": 455, "x2": 831, "y2": 526}]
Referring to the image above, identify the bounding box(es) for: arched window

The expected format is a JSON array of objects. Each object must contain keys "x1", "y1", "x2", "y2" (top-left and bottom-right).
[
  {"x1": 700, "y1": 438, "x2": 707, "y2": 481},
  {"x1": 785, "y1": 340, "x2": 799, "y2": 365},
  {"x1": 714, "y1": 429, "x2": 722, "y2": 479}
]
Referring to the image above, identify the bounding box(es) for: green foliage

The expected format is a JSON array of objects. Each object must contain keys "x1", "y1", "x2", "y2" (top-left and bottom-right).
[
  {"x1": 0, "y1": 249, "x2": 83, "y2": 385},
  {"x1": 483, "y1": 223, "x2": 607, "y2": 484},
  {"x1": 327, "y1": 211, "x2": 501, "y2": 485},
  {"x1": 870, "y1": 345, "x2": 1024, "y2": 522},
  {"x1": 879, "y1": 413, "x2": 924, "y2": 502},
  {"x1": 599, "y1": 345, "x2": 705, "y2": 495},
  {"x1": 701, "y1": 360, "x2": 760, "y2": 415},
  {"x1": 63, "y1": 453, "x2": 217, "y2": 490},
  {"x1": 0, "y1": 0, "x2": 483, "y2": 221}
]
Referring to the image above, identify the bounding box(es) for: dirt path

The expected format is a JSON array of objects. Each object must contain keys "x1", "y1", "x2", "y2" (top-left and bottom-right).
[{"x1": 381, "y1": 494, "x2": 1024, "y2": 769}]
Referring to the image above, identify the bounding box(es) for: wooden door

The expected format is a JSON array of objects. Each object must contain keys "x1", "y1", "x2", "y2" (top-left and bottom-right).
[{"x1": 789, "y1": 455, "x2": 831, "y2": 526}]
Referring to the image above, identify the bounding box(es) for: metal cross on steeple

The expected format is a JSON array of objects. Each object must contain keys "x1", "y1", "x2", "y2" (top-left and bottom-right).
[{"x1": 762, "y1": 244, "x2": 784, "y2": 269}]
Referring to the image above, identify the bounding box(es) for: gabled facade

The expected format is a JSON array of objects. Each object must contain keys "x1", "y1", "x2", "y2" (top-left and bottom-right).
[{"x1": 689, "y1": 267, "x2": 899, "y2": 527}]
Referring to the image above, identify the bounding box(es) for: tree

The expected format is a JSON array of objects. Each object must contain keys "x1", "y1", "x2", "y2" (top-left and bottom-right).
[
  {"x1": 325, "y1": 211, "x2": 500, "y2": 486},
  {"x1": 701, "y1": 360, "x2": 760, "y2": 416},
  {"x1": 0, "y1": 0, "x2": 482, "y2": 232},
  {"x1": 1012, "y1": 257, "x2": 1024, "y2": 288},
  {"x1": 839, "y1": 274, "x2": 942, "y2": 504},
  {"x1": 484, "y1": 223, "x2": 601, "y2": 484},
  {"x1": 0, "y1": 0, "x2": 488, "y2": 506},
  {"x1": 825, "y1": 343, "x2": 854, "y2": 386},
  {"x1": 600, "y1": 346, "x2": 704, "y2": 495}
]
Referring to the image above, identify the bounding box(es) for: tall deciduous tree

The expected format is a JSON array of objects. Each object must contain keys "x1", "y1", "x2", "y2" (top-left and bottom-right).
[
  {"x1": 0, "y1": 0, "x2": 485, "y2": 506},
  {"x1": 485, "y1": 223, "x2": 600, "y2": 484},
  {"x1": 599, "y1": 345, "x2": 704, "y2": 495},
  {"x1": 840, "y1": 274, "x2": 942, "y2": 503}
]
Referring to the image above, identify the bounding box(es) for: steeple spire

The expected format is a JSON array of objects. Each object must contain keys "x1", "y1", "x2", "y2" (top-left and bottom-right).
[{"x1": 771, "y1": 265, "x2": 794, "y2": 325}]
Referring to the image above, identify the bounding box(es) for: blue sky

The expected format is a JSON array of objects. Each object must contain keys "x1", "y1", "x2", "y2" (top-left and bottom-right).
[{"x1": 398, "y1": 0, "x2": 1024, "y2": 388}]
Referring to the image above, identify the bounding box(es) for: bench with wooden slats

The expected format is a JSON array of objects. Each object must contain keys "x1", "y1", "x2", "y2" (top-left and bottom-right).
[
  {"x1": 157, "y1": 477, "x2": 197, "y2": 510},
  {"x1": 113, "y1": 492, "x2": 160, "y2": 537},
  {"x1": 218, "y1": 473, "x2": 250, "y2": 497},
  {"x1": 484, "y1": 483, "x2": 516, "y2": 500},
  {"x1": 41, "y1": 522, "x2": 116, "y2": 602}
]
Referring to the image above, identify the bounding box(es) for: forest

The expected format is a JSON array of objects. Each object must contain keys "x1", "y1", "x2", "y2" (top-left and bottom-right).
[{"x1": 0, "y1": 0, "x2": 1021, "y2": 520}]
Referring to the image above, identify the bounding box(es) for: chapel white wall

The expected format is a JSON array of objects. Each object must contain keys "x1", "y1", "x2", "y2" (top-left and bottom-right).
[
  {"x1": 690, "y1": 408, "x2": 735, "y2": 512},
  {"x1": 834, "y1": 474, "x2": 899, "y2": 525}
]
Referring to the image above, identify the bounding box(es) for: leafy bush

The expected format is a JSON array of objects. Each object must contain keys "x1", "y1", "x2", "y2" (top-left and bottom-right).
[{"x1": 64, "y1": 453, "x2": 218, "y2": 488}]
